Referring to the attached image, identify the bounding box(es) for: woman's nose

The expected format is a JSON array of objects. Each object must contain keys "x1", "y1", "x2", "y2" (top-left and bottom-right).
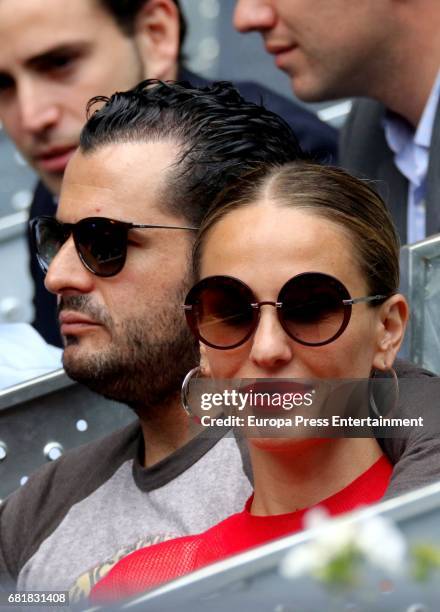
[{"x1": 248, "y1": 305, "x2": 294, "y2": 370}]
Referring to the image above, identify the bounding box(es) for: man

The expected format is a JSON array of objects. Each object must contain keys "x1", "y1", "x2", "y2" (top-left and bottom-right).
[
  {"x1": 0, "y1": 0, "x2": 337, "y2": 347},
  {"x1": 0, "y1": 79, "x2": 438, "y2": 602},
  {"x1": 233, "y1": 0, "x2": 440, "y2": 244},
  {"x1": 0, "y1": 80, "x2": 305, "y2": 599}
]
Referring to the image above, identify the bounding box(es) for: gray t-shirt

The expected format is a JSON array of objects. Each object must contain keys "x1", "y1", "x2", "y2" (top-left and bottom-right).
[{"x1": 0, "y1": 423, "x2": 251, "y2": 602}]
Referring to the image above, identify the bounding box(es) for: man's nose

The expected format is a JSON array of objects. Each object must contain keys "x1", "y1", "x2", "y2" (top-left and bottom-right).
[
  {"x1": 233, "y1": 0, "x2": 276, "y2": 33},
  {"x1": 44, "y1": 237, "x2": 94, "y2": 297},
  {"x1": 249, "y1": 306, "x2": 294, "y2": 370},
  {"x1": 17, "y1": 78, "x2": 60, "y2": 135}
]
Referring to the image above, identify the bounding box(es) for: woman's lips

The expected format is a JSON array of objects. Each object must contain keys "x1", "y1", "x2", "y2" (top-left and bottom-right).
[{"x1": 35, "y1": 146, "x2": 76, "y2": 173}]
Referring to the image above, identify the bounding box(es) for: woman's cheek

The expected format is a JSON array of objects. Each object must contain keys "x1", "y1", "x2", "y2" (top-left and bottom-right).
[{"x1": 205, "y1": 345, "x2": 250, "y2": 379}]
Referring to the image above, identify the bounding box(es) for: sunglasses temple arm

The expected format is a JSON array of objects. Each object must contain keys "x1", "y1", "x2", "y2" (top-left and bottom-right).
[
  {"x1": 136, "y1": 224, "x2": 198, "y2": 231},
  {"x1": 343, "y1": 295, "x2": 388, "y2": 305}
]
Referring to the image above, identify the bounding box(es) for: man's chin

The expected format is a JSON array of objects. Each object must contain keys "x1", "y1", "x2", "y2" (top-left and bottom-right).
[
  {"x1": 61, "y1": 347, "x2": 118, "y2": 399},
  {"x1": 290, "y1": 78, "x2": 323, "y2": 103},
  {"x1": 62, "y1": 346, "x2": 92, "y2": 379},
  {"x1": 61, "y1": 341, "x2": 107, "y2": 379},
  {"x1": 61, "y1": 348, "x2": 144, "y2": 407},
  {"x1": 290, "y1": 72, "x2": 344, "y2": 104}
]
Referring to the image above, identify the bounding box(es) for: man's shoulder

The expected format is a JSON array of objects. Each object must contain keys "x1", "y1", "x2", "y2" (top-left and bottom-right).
[
  {"x1": 346, "y1": 98, "x2": 387, "y2": 124},
  {"x1": 394, "y1": 358, "x2": 437, "y2": 379},
  {"x1": 4, "y1": 419, "x2": 141, "y2": 508},
  {"x1": 0, "y1": 421, "x2": 141, "y2": 581},
  {"x1": 339, "y1": 98, "x2": 388, "y2": 170},
  {"x1": 381, "y1": 360, "x2": 440, "y2": 499}
]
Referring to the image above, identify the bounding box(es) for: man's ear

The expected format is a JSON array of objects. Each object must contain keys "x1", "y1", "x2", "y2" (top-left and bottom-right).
[
  {"x1": 134, "y1": 0, "x2": 180, "y2": 80},
  {"x1": 372, "y1": 294, "x2": 409, "y2": 370}
]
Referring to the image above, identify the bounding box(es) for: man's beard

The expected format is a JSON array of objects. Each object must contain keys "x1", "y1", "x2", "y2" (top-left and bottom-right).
[{"x1": 59, "y1": 285, "x2": 199, "y2": 412}]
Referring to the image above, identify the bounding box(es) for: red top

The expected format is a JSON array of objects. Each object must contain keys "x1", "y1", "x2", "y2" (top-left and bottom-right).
[{"x1": 92, "y1": 456, "x2": 392, "y2": 602}]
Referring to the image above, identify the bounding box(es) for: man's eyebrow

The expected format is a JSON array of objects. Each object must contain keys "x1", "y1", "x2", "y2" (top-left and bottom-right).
[{"x1": 26, "y1": 42, "x2": 91, "y2": 70}]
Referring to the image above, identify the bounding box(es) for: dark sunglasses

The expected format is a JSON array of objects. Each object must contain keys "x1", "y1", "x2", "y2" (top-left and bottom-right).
[
  {"x1": 30, "y1": 216, "x2": 197, "y2": 277},
  {"x1": 184, "y1": 273, "x2": 388, "y2": 349}
]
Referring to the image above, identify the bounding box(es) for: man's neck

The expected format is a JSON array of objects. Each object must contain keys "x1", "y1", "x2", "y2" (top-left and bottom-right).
[
  {"x1": 371, "y1": 21, "x2": 440, "y2": 127},
  {"x1": 138, "y1": 393, "x2": 196, "y2": 467},
  {"x1": 379, "y1": 63, "x2": 439, "y2": 127},
  {"x1": 249, "y1": 438, "x2": 383, "y2": 516}
]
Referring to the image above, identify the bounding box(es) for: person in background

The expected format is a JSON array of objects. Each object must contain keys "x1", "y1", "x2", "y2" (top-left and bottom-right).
[
  {"x1": 91, "y1": 160, "x2": 410, "y2": 600},
  {"x1": 233, "y1": 0, "x2": 440, "y2": 245},
  {"x1": 0, "y1": 0, "x2": 337, "y2": 347}
]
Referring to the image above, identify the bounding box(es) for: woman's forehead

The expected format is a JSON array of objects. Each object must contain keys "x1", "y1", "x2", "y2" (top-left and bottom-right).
[{"x1": 200, "y1": 204, "x2": 366, "y2": 293}]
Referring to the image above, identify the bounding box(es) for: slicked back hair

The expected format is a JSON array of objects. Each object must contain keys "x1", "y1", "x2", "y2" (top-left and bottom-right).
[
  {"x1": 193, "y1": 161, "x2": 400, "y2": 298},
  {"x1": 99, "y1": 0, "x2": 187, "y2": 59},
  {"x1": 79, "y1": 79, "x2": 305, "y2": 226}
]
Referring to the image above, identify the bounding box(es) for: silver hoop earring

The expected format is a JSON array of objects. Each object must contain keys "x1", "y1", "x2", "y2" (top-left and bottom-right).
[
  {"x1": 181, "y1": 367, "x2": 201, "y2": 417},
  {"x1": 368, "y1": 367, "x2": 399, "y2": 418}
]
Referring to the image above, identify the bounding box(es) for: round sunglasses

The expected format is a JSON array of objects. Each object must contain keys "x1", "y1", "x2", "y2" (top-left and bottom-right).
[
  {"x1": 30, "y1": 216, "x2": 197, "y2": 277},
  {"x1": 184, "y1": 273, "x2": 388, "y2": 349}
]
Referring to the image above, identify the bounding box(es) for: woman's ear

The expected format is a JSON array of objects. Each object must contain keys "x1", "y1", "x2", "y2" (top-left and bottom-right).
[
  {"x1": 133, "y1": 0, "x2": 180, "y2": 80},
  {"x1": 199, "y1": 343, "x2": 211, "y2": 377},
  {"x1": 372, "y1": 294, "x2": 409, "y2": 370}
]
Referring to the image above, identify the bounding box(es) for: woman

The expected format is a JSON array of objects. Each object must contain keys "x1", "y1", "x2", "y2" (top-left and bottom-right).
[{"x1": 92, "y1": 161, "x2": 408, "y2": 600}]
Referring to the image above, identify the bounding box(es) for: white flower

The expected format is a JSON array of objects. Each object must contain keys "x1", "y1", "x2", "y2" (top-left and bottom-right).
[
  {"x1": 280, "y1": 509, "x2": 407, "y2": 581},
  {"x1": 280, "y1": 543, "x2": 325, "y2": 579},
  {"x1": 357, "y1": 515, "x2": 407, "y2": 573},
  {"x1": 280, "y1": 510, "x2": 357, "y2": 579},
  {"x1": 303, "y1": 506, "x2": 330, "y2": 530}
]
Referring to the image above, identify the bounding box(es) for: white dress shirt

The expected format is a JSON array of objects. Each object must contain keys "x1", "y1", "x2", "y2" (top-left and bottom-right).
[{"x1": 383, "y1": 69, "x2": 440, "y2": 244}]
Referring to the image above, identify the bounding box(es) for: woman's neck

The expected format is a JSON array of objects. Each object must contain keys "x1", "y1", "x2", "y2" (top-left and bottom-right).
[{"x1": 249, "y1": 438, "x2": 384, "y2": 516}]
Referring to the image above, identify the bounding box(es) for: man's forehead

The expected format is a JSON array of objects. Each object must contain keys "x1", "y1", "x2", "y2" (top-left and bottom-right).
[{"x1": 58, "y1": 141, "x2": 181, "y2": 222}]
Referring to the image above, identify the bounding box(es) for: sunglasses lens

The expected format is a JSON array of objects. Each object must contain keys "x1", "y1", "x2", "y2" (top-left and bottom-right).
[
  {"x1": 279, "y1": 273, "x2": 349, "y2": 345},
  {"x1": 32, "y1": 217, "x2": 66, "y2": 272},
  {"x1": 75, "y1": 218, "x2": 128, "y2": 277},
  {"x1": 186, "y1": 277, "x2": 256, "y2": 349}
]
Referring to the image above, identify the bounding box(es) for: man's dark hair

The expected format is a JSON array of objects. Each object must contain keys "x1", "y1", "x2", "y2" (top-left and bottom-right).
[
  {"x1": 99, "y1": 0, "x2": 187, "y2": 59},
  {"x1": 80, "y1": 79, "x2": 305, "y2": 226}
]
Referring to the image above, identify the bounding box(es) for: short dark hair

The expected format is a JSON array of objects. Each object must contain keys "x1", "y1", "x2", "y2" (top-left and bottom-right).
[
  {"x1": 79, "y1": 80, "x2": 305, "y2": 226},
  {"x1": 99, "y1": 0, "x2": 187, "y2": 59}
]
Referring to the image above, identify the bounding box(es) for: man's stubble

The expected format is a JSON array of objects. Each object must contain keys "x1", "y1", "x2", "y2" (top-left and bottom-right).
[{"x1": 60, "y1": 278, "x2": 199, "y2": 413}]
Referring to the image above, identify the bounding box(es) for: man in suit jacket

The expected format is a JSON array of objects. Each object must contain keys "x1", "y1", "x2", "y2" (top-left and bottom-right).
[
  {"x1": 339, "y1": 99, "x2": 440, "y2": 244},
  {"x1": 233, "y1": 0, "x2": 440, "y2": 245},
  {"x1": 0, "y1": 0, "x2": 336, "y2": 346}
]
